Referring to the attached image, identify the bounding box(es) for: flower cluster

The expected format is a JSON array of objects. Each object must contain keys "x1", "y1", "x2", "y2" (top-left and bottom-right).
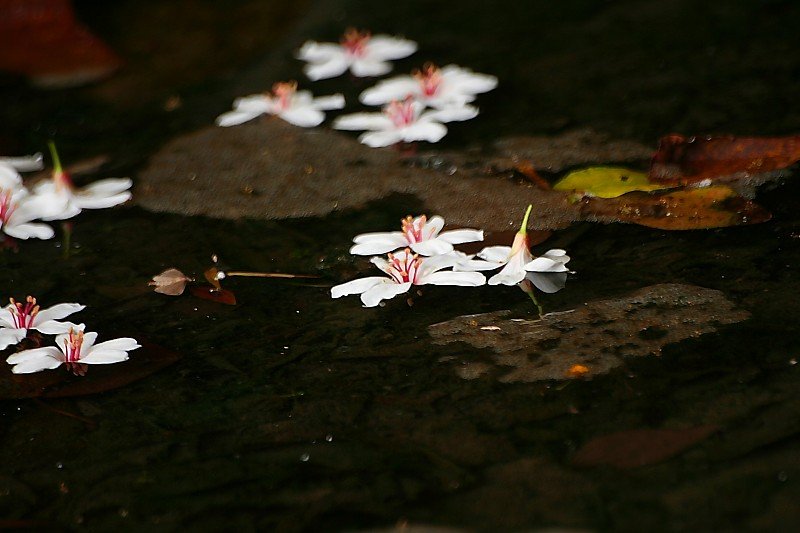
[
  {"x1": 0, "y1": 144, "x2": 132, "y2": 242},
  {"x1": 1, "y1": 295, "x2": 139, "y2": 374},
  {"x1": 332, "y1": 206, "x2": 572, "y2": 307},
  {"x1": 217, "y1": 28, "x2": 497, "y2": 147}
]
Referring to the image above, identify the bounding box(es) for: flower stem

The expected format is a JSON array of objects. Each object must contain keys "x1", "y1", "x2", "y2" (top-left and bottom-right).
[
  {"x1": 518, "y1": 204, "x2": 533, "y2": 236},
  {"x1": 47, "y1": 141, "x2": 63, "y2": 175},
  {"x1": 224, "y1": 271, "x2": 318, "y2": 279},
  {"x1": 527, "y1": 289, "x2": 544, "y2": 318}
]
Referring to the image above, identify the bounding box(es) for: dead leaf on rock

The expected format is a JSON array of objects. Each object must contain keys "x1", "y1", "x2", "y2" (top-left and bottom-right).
[
  {"x1": 580, "y1": 185, "x2": 771, "y2": 230},
  {"x1": 429, "y1": 284, "x2": 750, "y2": 383},
  {"x1": 650, "y1": 133, "x2": 800, "y2": 185},
  {"x1": 572, "y1": 425, "x2": 719, "y2": 469}
]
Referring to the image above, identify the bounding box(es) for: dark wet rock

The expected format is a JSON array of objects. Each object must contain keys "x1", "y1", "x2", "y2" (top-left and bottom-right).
[
  {"x1": 428, "y1": 283, "x2": 750, "y2": 383},
  {"x1": 135, "y1": 121, "x2": 651, "y2": 231}
]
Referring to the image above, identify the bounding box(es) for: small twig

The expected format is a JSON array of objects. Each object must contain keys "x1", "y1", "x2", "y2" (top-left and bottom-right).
[{"x1": 224, "y1": 271, "x2": 319, "y2": 279}]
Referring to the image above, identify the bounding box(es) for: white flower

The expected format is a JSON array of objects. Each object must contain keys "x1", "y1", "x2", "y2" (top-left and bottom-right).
[
  {"x1": 331, "y1": 249, "x2": 485, "y2": 307},
  {"x1": 0, "y1": 296, "x2": 84, "y2": 350},
  {"x1": 350, "y1": 214, "x2": 483, "y2": 256},
  {"x1": 454, "y1": 205, "x2": 570, "y2": 286},
  {"x1": 0, "y1": 188, "x2": 55, "y2": 240},
  {"x1": 333, "y1": 97, "x2": 478, "y2": 147},
  {"x1": 0, "y1": 162, "x2": 24, "y2": 191},
  {"x1": 7, "y1": 327, "x2": 140, "y2": 374},
  {"x1": 216, "y1": 81, "x2": 345, "y2": 127},
  {"x1": 0, "y1": 153, "x2": 44, "y2": 173},
  {"x1": 360, "y1": 64, "x2": 498, "y2": 109},
  {"x1": 30, "y1": 143, "x2": 132, "y2": 221},
  {"x1": 297, "y1": 28, "x2": 417, "y2": 81}
]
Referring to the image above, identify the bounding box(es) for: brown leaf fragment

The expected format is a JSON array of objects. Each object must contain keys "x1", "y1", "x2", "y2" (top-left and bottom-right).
[
  {"x1": 572, "y1": 425, "x2": 719, "y2": 469},
  {"x1": 650, "y1": 133, "x2": 800, "y2": 185},
  {"x1": 149, "y1": 268, "x2": 192, "y2": 295},
  {"x1": 189, "y1": 285, "x2": 237, "y2": 305},
  {"x1": 580, "y1": 185, "x2": 771, "y2": 230}
]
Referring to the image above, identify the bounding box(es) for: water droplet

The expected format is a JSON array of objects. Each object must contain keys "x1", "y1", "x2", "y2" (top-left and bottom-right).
[
  {"x1": 325, "y1": 434, "x2": 333, "y2": 442},
  {"x1": 300, "y1": 453, "x2": 310, "y2": 462},
  {"x1": 56, "y1": 462, "x2": 63, "y2": 469}
]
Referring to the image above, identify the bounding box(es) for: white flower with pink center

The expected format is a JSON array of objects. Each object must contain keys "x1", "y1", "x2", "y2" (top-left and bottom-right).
[
  {"x1": 297, "y1": 28, "x2": 417, "y2": 81},
  {"x1": 350, "y1": 214, "x2": 483, "y2": 256},
  {"x1": 6, "y1": 327, "x2": 140, "y2": 374},
  {"x1": 31, "y1": 143, "x2": 132, "y2": 221},
  {"x1": 0, "y1": 188, "x2": 55, "y2": 240},
  {"x1": 331, "y1": 248, "x2": 485, "y2": 307},
  {"x1": 333, "y1": 97, "x2": 478, "y2": 147},
  {"x1": 360, "y1": 64, "x2": 498, "y2": 109},
  {"x1": 0, "y1": 296, "x2": 84, "y2": 350},
  {"x1": 454, "y1": 205, "x2": 571, "y2": 289},
  {"x1": 216, "y1": 81, "x2": 345, "y2": 128}
]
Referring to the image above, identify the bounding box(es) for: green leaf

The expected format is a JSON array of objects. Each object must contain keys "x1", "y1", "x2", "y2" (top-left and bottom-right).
[{"x1": 553, "y1": 166, "x2": 670, "y2": 198}]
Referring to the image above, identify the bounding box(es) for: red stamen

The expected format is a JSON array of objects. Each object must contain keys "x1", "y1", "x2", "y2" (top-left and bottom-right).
[
  {"x1": 341, "y1": 28, "x2": 370, "y2": 57},
  {"x1": 9, "y1": 296, "x2": 39, "y2": 329},
  {"x1": 63, "y1": 328, "x2": 84, "y2": 363}
]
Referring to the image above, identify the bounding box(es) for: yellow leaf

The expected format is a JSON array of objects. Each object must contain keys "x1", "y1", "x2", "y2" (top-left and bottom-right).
[{"x1": 553, "y1": 166, "x2": 670, "y2": 198}]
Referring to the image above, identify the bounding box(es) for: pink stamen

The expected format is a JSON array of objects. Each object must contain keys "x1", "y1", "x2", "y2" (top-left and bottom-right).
[
  {"x1": 401, "y1": 215, "x2": 426, "y2": 243},
  {"x1": 0, "y1": 190, "x2": 16, "y2": 226},
  {"x1": 9, "y1": 296, "x2": 39, "y2": 329},
  {"x1": 341, "y1": 28, "x2": 370, "y2": 57},
  {"x1": 414, "y1": 63, "x2": 442, "y2": 97},
  {"x1": 385, "y1": 97, "x2": 417, "y2": 128},
  {"x1": 271, "y1": 81, "x2": 297, "y2": 112},
  {"x1": 63, "y1": 328, "x2": 84, "y2": 363},
  {"x1": 386, "y1": 249, "x2": 422, "y2": 284}
]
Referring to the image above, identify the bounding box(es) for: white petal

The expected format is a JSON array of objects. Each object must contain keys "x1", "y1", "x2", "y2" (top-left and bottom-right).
[
  {"x1": 477, "y1": 246, "x2": 512, "y2": 263},
  {"x1": 296, "y1": 41, "x2": 343, "y2": 62},
  {"x1": 526, "y1": 272, "x2": 568, "y2": 294},
  {"x1": 333, "y1": 113, "x2": 393, "y2": 131},
  {"x1": 452, "y1": 258, "x2": 502, "y2": 272},
  {"x1": 87, "y1": 337, "x2": 140, "y2": 353},
  {"x1": 525, "y1": 257, "x2": 569, "y2": 273},
  {"x1": 424, "y1": 105, "x2": 479, "y2": 123},
  {"x1": 399, "y1": 122, "x2": 448, "y2": 144},
  {"x1": 0, "y1": 164, "x2": 23, "y2": 190},
  {"x1": 353, "y1": 231, "x2": 405, "y2": 244},
  {"x1": 441, "y1": 66, "x2": 498, "y2": 94},
  {"x1": 410, "y1": 238, "x2": 453, "y2": 256},
  {"x1": 0, "y1": 153, "x2": 44, "y2": 172},
  {"x1": 279, "y1": 106, "x2": 325, "y2": 127},
  {"x1": 0, "y1": 328, "x2": 27, "y2": 350},
  {"x1": 73, "y1": 191, "x2": 131, "y2": 210},
  {"x1": 487, "y1": 259, "x2": 527, "y2": 286},
  {"x1": 79, "y1": 178, "x2": 132, "y2": 196},
  {"x1": 304, "y1": 55, "x2": 350, "y2": 81},
  {"x1": 360, "y1": 281, "x2": 411, "y2": 307},
  {"x1": 79, "y1": 350, "x2": 129, "y2": 365},
  {"x1": 360, "y1": 78, "x2": 419, "y2": 106},
  {"x1": 350, "y1": 234, "x2": 408, "y2": 255},
  {"x1": 350, "y1": 59, "x2": 393, "y2": 78},
  {"x1": 418, "y1": 252, "x2": 461, "y2": 273},
  {"x1": 34, "y1": 303, "x2": 85, "y2": 325},
  {"x1": 35, "y1": 320, "x2": 83, "y2": 335},
  {"x1": 11, "y1": 355, "x2": 63, "y2": 374},
  {"x1": 331, "y1": 276, "x2": 390, "y2": 299},
  {"x1": 312, "y1": 94, "x2": 346, "y2": 111},
  {"x1": 6, "y1": 346, "x2": 61, "y2": 364},
  {"x1": 438, "y1": 229, "x2": 484, "y2": 245},
  {"x1": 3, "y1": 222, "x2": 54, "y2": 240},
  {"x1": 421, "y1": 271, "x2": 486, "y2": 286},
  {"x1": 365, "y1": 36, "x2": 418, "y2": 60},
  {"x1": 216, "y1": 108, "x2": 265, "y2": 127},
  {"x1": 424, "y1": 215, "x2": 445, "y2": 238},
  {"x1": 359, "y1": 131, "x2": 403, "y2": 148}
]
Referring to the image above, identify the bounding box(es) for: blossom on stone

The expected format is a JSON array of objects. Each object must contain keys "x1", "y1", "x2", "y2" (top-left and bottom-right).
[
  {"x1": 454, "y1": 205, "x2": 570, "y2": 286},
  {"x1": 333, "y1": 97, "x2": 478, "y2": 147},
  {"x1": 216, "y1": 81, "x2": 345, "y2": 127},
  {"x1": 350, "y1": 214, "x2": 483, "y2": 256},
  {"x1": 0, "y1": 153, "x2": 44, "y2": 172},
  {"x1": 7, "y1": 327, "x2": 140, "y2": 374},
  {"x1": 331, "y1": 248, "x2": 485, "y2": 307},
  {"x1": 360, "y1": 63, "x2": 498, "y2": 109},
  {"x1": 30, "y1": 142, "x2": 132, "y2": 221},
  {"x1": 0, "y1": 296, "x2": 84, "y2": 350},
  {"x1": 297, "y1": 28, "x2": 417, "y2": 81},
  {"x1": 0, "y1": 188, "x2": 55, "y2": 240}
]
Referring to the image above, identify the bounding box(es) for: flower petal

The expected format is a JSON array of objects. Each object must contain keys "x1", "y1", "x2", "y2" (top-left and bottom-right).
[
  {"x1": 279, "y1": 106, "x2": 325, "y2": 127},
  {"x1": 304, "y1": 54, "x2": 350, "y2": 81},
  {"x1": 399, "y1": 121, "x2": 448, "y2": 144},
  {"x1": 35, "y1": 320, "x2": 83, "y2": 335},
  {"x1": 216, "y1": 108, "x2": 265, "y2": 127},
  {"x1": 350, "y1": 58, "x2": 393, "y2": 78},
  {"x1": 359, "y1": 131, "x2": 404, "y2": 148},
  {"x1": 79, "y1": 350, "x2": 129, "y2": 365},
  {"x1": 11, "y1": 355, "x2": 63, "y2": 374},
  {"x1": 88, "y1": 337, "x2": 140, "y2": 353},
  {"x1": 425, "y1": 215, "x2": 445, "y2": 238},
  {"x1": 350, "y1": 234, "x2": 408, "y2": 255},
  {"x1": 312, "y1": 94, "x2": 346, "y2": 111},
  {"x1": 488, "y1": 259, "x2": 527, "y2": 286},
  {"x1": 410, "y1": 238, "x2": 454, "y2": 256},
  {"x1": 79, "y1": 178, "x2": 132, "y2": 196},
  {"x1": 424, "y1": 105, "x2": 479, "y2": 123},
  {"x1": 6, "y1": 346, "x2": 61, "y2": 364},
  {"x1": 333, "y1": 112, "x2": 393, "y2": 131},
  {"x1": 73, "y1": 191, "x2": 131, "y2": 210},
  {"x1": 3, "y1": 222, "x2": 54, "y2": 240},
  {"x1": 34, "y1": 303, "x2": 85, "y2": 324},
  {"x1": 526, "y1": 272, "x2": 568, "y2": 294},
  {"x1": 366, "y1": 36, "x2": 418, "y2": 60},
  {"x1": 331, "y1": 276, "x2": 390, "y2": 299},
  {"x1": 0, "y1": 328, "x2": 27, "y2": 350},
  {"x1": 525, "y1": 256, "x2": 569, "y2": 273},
  {"x1": 361, "y1": 280, "x2": 411, "y2": 307},
  {"x1": 476, "y1": 245, "x2": 512, "y2": 263},
  {"x1": 0, "y1": 153, "x2": 43, "y2": 172},
  {"x1": 438, "y1": 228, "x2": 484, "y2": 245},
  {"x1": 0, "y1": 163, "x2": 23, "y2": 190},
  {"x1": 296, "y1": 41, "x2": 342, "y2": 62},
  {"x1": 360, "y1": 78, "x2": 419, "y2": 106},
  {"x1": 421, "y1": 271, "x2": 486, "y2": 286}
]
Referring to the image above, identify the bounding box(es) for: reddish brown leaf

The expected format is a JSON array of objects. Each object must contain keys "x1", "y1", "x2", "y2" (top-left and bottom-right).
[
  {"x1": 580, "y1": 185, "x2": 771, "y2": 230},
  {"x1": 572, "y1": 425, "x2": 719, "y2": 469},
  {"x1": 650, "y1": 133, "x2": 800, "y2": 185},
  {"x1": 189, "y1": 285, "x2": 237, "y2": 305},
  {"x1": 514, "y1": 159, "x2": 551, "y2": 190},
  {"x1": 0, "y1": 339, "x2": 181, "y2": 400}
]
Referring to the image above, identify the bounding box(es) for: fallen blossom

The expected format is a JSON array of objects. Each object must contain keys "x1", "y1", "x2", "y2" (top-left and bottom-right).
[
  {"x1": 333, "y1": 97, "x2": 477, "y2": 147},
  {"x1": 31, "y1": 142, "x2": 132, "y2": 221},
  {"x1": 149, "y1": 268, "x2": 193, "y2": 295},
  {"x1": 360, "y1": 63, "x2": 498, "y2": 109},
  {"x1": 297, "y1": 28, "x2": 417, "y2": 81},
  {"x1": 350, "y1": 214, "x2": 483, "y2": 256},
  {"x1": 216, "y1": 81, "x2": 345, "y2": 127},
  {"x1": 0, "y1": 188, "x2": 55, "y2": 240},
  {"x1": 0, "y1": 296, "x2": 84, "y2": 350},
  {"x1": 331, "y1": 248, "x2": 485, "y2": 307},
  {"x1": 7, "y1": 327, "x2": 140, "y2": 374}
]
